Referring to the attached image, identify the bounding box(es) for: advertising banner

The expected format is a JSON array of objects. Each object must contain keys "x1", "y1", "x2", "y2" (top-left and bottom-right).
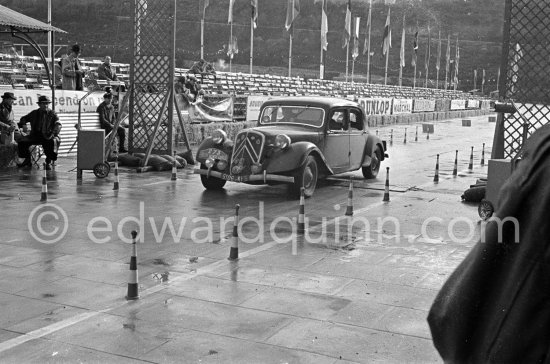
[
  {"x1": 11, "y1": 90, "x2": 106, "y2": 119},
  {"x1": 246, "y1": 95, "x2": 271, "y2": 121},
  {"x1": 450, "y1": 99, "x2": 467, "y2": 110},
  {"x1": 392, "y1": 99, "x2": 413, "y2": 114},
  {"x1": 413, "y1": 99, "x2": 436, "y2": 112},
  {"x1": 467, "y1": 99, "x2": 481, "y2": 109},
  {"x1": 358, "y1": 98, "x2": 393, "y2": 116}
]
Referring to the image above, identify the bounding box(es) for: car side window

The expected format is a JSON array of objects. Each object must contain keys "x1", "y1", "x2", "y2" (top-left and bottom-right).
[{"x1": 349, "y1": 109, "x2": 363, "y2": 131}]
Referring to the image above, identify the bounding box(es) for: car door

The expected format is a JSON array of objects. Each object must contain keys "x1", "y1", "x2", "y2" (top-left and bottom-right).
[
  {"x1": 322, "y1": 109, "x2": 350, "y2": 173},
  {"x1": 348, "y1": 107, "x2": 368, "y2": 170}
]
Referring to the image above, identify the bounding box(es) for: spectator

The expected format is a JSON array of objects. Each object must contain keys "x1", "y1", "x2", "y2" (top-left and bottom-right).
[
  {"x1": 16, "y1": 96, "x2": 61, "y2": 170},
  {"x1": 0, "y1": 92, "x2": 18, "y2": 144},
  {"x1": 62, "y1": 44, "x2": 85, "y2": 90},
  {"x1": 189, "y1": 58, "x2": 216, "y2": 82},
  {"x1": 97, "y1": 93, "x2": 127, "y2": 153},
  {"x1": 97, "y1": 56, "x2": 119, "y2": 82},
  {"x1": 175, "y1": 75, "x2": 202, "y2": 103}
]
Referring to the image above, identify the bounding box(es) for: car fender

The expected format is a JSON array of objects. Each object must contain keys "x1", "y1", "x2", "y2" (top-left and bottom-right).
[
  {"x1": 195, "y1": 137, "x2": 234, "y2": 165},
  {"x1": 361, "y1": 135, "x2": 386, "y2": 167},
  {"x1": 265, "y1": 141, "x2": 333, "y2": 174}
]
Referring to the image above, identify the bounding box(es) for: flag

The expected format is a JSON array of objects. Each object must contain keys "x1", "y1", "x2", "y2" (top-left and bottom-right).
[
  {"x1": 321, "y1": 0, "x2": 328, "y2": 51},
  {"x1": 454, "y1": 39, "x2": 460, "y2": 85},
  {"x1": 382, "y1": 7, "x2": 391, "y2": 55},
  {"x1": 251, "y1": 0, "x2": 258, "y2": 29},
  {"x1": 474, "y1": 69, "x2": 477, "y2": 86},
  {"x1": 399, "y1": 20, "x2": 405, "y2": 68},
  {"x1": 482, "y1": 69, "x2": 486, "y2": 85},
  {"x1": 202, "y1": 0, "x2": 209, "y2": 20},
  {"x1": 363, "y1": 3, "x2": 371, "y2": 55},
  {"x1": 228, "y1": 0, "x2": 235, "y2": 23},
  {"x1": 445, "y1": 34, "x2": 450, "y2": 76},
  {"x1": 342, "y1": 0, "x2": 351, "y2": 48},
  {"x1": 424, "y1": 24, "x2": 431, "y2": 72},
  {"x1": 227, "y1": 35, "x2": 238, "y2": 59},
  {"x1": 435, "y1": 30, "x2": 441, "y2": 71},
  {"x1": 411, "y1": 28, "x2": 418, "y2": 67},
  {"x1": 352, "y1": 17, "x2": 360, "y2": 59},
  {"x1": 285, "y1": 0, "x2": 300, "y2": 32}
]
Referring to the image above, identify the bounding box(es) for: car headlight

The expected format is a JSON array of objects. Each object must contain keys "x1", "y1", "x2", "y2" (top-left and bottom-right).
[
  {"x1": 216, "y1": 160, "x2": 228, "y2": 170},
  {"x1": 274, "y1": 134, "x2": 291, "y2": 149},
  {"x1": 212, "y1": 129, "x2": 227, "y2": 145},
  {"x1": 205, "y1": 158, "x2": 215, "y2": 168}
]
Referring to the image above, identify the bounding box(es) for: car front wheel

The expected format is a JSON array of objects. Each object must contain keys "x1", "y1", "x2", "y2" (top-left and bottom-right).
[
  {"x1": 362, "y1": 147, "x2": 382, "y2": 179},
  {"x1": 200, "y1": 164, "x2": 227, "y2": 190},
  {"x1": 290, "y1": 155, "x2": 318, "y2": 198}
]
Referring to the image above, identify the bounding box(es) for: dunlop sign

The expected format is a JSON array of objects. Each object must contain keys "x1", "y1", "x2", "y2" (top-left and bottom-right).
[
  {"x1": 413, "y1": 99, "x2": 436, "y2": 112},
  {"x1": 358, "y1": 98, "x2": 393, "y2": 116},
  {"x1": 392, "y1": 99, "x2": 413, "y2": 114},
  {"x1": 246, "y1": 95, "x2": 271, "y2": 121}
]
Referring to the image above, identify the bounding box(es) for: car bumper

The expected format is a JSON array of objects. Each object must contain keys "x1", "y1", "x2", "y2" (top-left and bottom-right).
[{"x1": 194, "y1": 168, "x2": 295, "y2": 183}]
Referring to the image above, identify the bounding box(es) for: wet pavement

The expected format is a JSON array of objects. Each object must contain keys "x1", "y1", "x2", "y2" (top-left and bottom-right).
[{"x1": 0, "y1": 113, "x2": 495, "y2": 363}]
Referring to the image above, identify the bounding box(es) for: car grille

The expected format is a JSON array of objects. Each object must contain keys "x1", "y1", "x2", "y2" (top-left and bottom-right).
[{"x1": 230, "y1": 130, "x2": 265, "y2": 176}]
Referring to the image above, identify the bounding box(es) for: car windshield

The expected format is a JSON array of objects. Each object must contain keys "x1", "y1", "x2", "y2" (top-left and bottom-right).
[{"x1": 260, "y1": 106, "x2": 325, "y2": 127}]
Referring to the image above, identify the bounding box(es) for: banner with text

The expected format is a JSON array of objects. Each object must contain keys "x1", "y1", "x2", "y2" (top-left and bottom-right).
[
  {"x1": 246, "y1": 95, "x2": 271, "y2": 121},
  {"x1": 467, "y1": 99, "x2": 481, "y2": 109},
  {"x1": 358, "y1": 98, "x2": 393, "y2": 116},
  {"x1": 413, "y1": 99, "x2": 436, "y2": 112},
  {"x1": 392, "y1": 99, "x2": 413, "y2": 114},
  {"x1": 450, "y1": 99, "x2": 467, "y2": 110}
]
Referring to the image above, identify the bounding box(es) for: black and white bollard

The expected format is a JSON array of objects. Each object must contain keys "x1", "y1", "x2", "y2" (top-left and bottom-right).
[
  {"x1": 40, "y1": 163, "x2": 48, "y2": 202},
  {"x1": 228, "y1": 204, "x2": 240, "y2": 261},
  {"x1": 126, "y1": 230, "x2": 139, "y2": 300},
  {"x1": 345, "y1": 177, "x2": 353, "y2": 216},
  {"x1": 383, "y1": 167, "x2": 390, "y2": 202},
  {"x1": 453, "y1": 150, "x2": 458, "y2": 177},
  {"x1": 433, "y1": 154, "x2": 440, "y2": 183},
  {"x1": 298, "y1": 187, "x2": 305, "y2": 234},
  {"x1": 468, "y1": 146, "x2": 474, "y2": 171}
]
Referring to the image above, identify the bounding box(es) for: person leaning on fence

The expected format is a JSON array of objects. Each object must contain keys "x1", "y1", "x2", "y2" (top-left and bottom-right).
[
  {"x1": 97, "y1": 93, "x2": 127, "y2": 154},
  {"x1": 62, "y1": 44, "x2": 85, "y2": 90},
  {"x1": 0, "y1": 92, "x2": 21, "y2": 145},
  {"x1": 16, "y1": 96, "x2": 61, "y2": 170}
]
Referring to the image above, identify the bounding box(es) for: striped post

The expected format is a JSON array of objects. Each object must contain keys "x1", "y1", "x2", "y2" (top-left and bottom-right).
[
  {"x1": 40, "y1": 163, "x2": 48, "y2": 202},
  {"x1": 468, "y1": 146, "x2": 474, "y2": 171},
  {"x1": 228, "y1": 204, "x2": 240, "y2": 260},
  {"x1": 481, "y1": 143, "x2": 485, "y2": 166},
  {"x1": 297, "y1": 187, "x2": 305, "y2": 234},
  {"x1": 415, "y1": 125, "x2": 418, "y2": 142},
  {"x1": 403, "y1": 128, "x2": 407, "y2": 144},
  {"x1": 390, "y1": 129, "x2": 393, "y2": 145},
  {"x1": 383, "y1": 167, "x2": 390, "y2": 202},
  {"x1": 126, "y1": 230, "x2": 139, "y2": 300},
  {"x1": 171, "y1": 151, "x2": 177, "y2": 181},
  {"x1": 345, "y1": 177, "x2": 353, "y2": 216},
  {"x1": 433, "y1": 154, "x2": 440, "y2": 183},
  {"x1": 113, "y1": 153, "x2": 120, "y2": 190},
  {"x1": 453, "y1": 150, "x2": 458, "y2": 177}
]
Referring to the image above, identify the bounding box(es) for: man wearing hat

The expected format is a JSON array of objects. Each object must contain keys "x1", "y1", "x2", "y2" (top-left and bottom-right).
[
  {"x1": 16, "y1": 96, "x2": 62, "y2": 169},
  {"x1": 97, "y1": 93, "x2": 127, "y2": 153},
  {"x1": 0, "y1": 92, "x2": 18, "y2": 144},
  {"x1": 61, "y1": 44, "x2": 84, "y2": 90}
]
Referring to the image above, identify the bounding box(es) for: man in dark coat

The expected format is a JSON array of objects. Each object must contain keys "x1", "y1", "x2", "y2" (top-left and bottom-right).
[
  {"x1": 428, "y1": 123, "x2": 550, "y2": 363},
  {"x1": 97, "y1": 93, "x2": 127, "y2": 153},
  {"x1": 0, "y1": 92, "x2": 18, "y2": 144},
  {"x1": 17, "y1": 95, "x2": 62, "y2": 170},
  {"x1": 96, "y1": 56, "x2": 119, "y2": 82}
]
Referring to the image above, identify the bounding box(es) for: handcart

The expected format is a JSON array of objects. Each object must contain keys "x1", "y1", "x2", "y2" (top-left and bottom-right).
[{"x1": 478, "y1": 101, "x2": 528, "y2": 220}]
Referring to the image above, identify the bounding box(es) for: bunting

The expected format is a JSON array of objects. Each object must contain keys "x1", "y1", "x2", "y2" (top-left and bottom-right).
[
  {"x1": 251, "y1": 0, "x2": 258, "y2": 29},
  {"x1": 445, "y1": 34, "x2": 451, "y2": 77},
  {"x1": 382, "y1": 7, "x2": 391, "y2": 56},
  {"x1": 352, "y1": 16, "x2": 360, "y2": 59},
  {"x1": 342, "y1": 0, "x2": 351, "y2": 49},
  {"x1": 399, "y1": 18, "x2": 405, "y2": 68},
  {"x1": 436, "y1": 30, "x2": 441, "y2": 71},
  {"x1": 321, "y1": 0, "x2": 328, "y2": 51},
  {"x1": 285, "y1": 0, "x2": 300, "y2": 32},
  {"x1": 228, "y1": 0, "x2": 235, "y2": 23},
  {"x1": 411, "y1": 27, "x2": 418, "y2": 67},
  {"x1": 424, "y1": 24, "x2": 431, "y2": 72},
  {"x1": 482, "y1": 69, "x2": 486, "y2": 86},
  {"x1": 454, "y1": 38, "x2": 460, "y2": 85},
  {"x1": 362, "y1": 4, "x2": 371, "y2": 55}
]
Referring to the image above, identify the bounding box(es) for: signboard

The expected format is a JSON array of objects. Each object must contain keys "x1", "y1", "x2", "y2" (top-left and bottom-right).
[
  {"x1": 246, "y1": 95, "x2": 270, "y2": 121},
  {"x1": 413, "y1": 99, "x2": 436, "y2": 112},
  {"x1": 467, "y1": 99, "x2": 481, "y2": 109},
  {"x1": 11, "y1": 90, "x2": 106, "y2": 120},
  {"x1": 392, "y1": 99, "x2": 413, "y2": 114},
  {"x1": 358, "y1": 98, "x2": 393, "y2": 116},
  {"x1": 450, "y1": 99, "x2": 467, "y2": 110}
]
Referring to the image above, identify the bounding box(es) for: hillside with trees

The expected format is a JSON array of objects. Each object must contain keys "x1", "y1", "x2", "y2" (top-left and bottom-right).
[{"x1": 0, "y1": 0, "x2": 504, "y2": 92}]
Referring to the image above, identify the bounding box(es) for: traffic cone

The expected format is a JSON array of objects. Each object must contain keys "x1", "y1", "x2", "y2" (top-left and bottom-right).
[
  {"x1": 390, "y1": 129, "x2": 393, "y2": 145},
  {"x1": 383, "y1": 167, "x2": 390, "y2": 202},
  {"x1": 113, "y1": 153, "x2": 120, "y2": 190},
  {"x1": 228, "y1": 204, "x2": 240, "y2": 260},
  {"x1": 433, "y1": 154, "x2": 440, "y2": 183},
  {"x1": 297, "y1": 188, "x2": 305, "y2": 234},
  {"x1": 481, "y1": 143, "x2": 485, "y2": 166},
  {"x1": 453, "y1": 150, "x2": 458, "y2": 177},
  {"x1": 345, "y1": 177, "x2": 353, "y2": 216},
  {"x1": 468, "y1": 146, "x2": 474, "y2": 171},
  {"x1": 40, "y1": 163, "x2": 48, "y2": 202},
  {"x1": 126, "y1": 230, "x2": 139, "y2": 300},
  {"x1": 171, "y1": 151, "x2": 177, "y2": 181},
  {"x1": 415, "y1": 126, "x2": 418, "y2": 142},
  {"x1": 403, "y1": 128, "x2": 407, "y2": 144}
]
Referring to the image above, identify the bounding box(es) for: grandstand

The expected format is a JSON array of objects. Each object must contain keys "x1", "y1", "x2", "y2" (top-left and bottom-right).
[{"x1": 0, "y1": 52, "x2": 480, "y2": 102}]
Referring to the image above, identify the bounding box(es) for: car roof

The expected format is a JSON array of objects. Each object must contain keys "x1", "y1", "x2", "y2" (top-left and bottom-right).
[{"x1": 261, "y1": 96, "x2": 359, "y2": 109}]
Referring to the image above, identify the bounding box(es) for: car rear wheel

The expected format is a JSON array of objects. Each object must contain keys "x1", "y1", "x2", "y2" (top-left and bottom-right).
[
  {"x1": 362, "y1": 147, "x2": 381, "y2": 179},
  {"x1": 200, "y1": 164, "x2": 227, "y2": 190},
  {"x1": 291, "y1": 155, "x2": 318, "y2": 198}
]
